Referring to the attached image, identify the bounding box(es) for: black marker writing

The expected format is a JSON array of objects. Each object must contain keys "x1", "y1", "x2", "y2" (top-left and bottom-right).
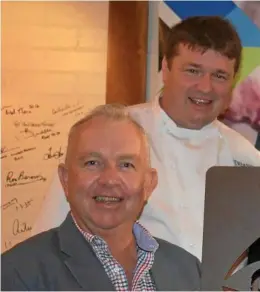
[
  {"x1": 12, "y1": 219, "x2": 32, "y2": 236},
  {"x1": 4, "y1": 105, "x2": 40, "y2": 116},
  {"x1": 1, "y1": 198, "x2": 18, "y2": 210},
  {"x1": 43, "y1": 147, "x2": 64, "y2": 160},
  {"x1": 14, "y1": 121, "x2": 55, "y2": 128},
  {"x1": 11, "y1": 147, "x2": 36, "y2": 156},
  {"x1": 5, "y1": 171, "x2": 47, "y2": 187},
  {"x1": 1, "y1": 146, "x2": 20, "y2": 155}
]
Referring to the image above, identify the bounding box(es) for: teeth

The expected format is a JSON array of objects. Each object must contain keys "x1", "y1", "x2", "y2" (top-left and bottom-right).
[
  {"x1": 190, "y1": 98, "x2": 211, "y2": 105},
  {"x1": 94, "y1": 196, "x2": 121, "y2": 202}
]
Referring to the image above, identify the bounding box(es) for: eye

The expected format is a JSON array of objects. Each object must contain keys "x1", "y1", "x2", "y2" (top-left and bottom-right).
[
  {"x1": 120, "y1": 162, "x2": 135, "y2": 169},
  {"x1": 213, "y1": 73, "x2": 227, "y2": 81},
  {"x1": 84, "y1": 160, "x2": 99, "y2": 167},
  {"x1": 185, "y1": 68, "x2": 200, "y2": 75}
]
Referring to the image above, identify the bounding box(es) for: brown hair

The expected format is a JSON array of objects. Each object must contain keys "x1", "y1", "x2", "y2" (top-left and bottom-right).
[{"x1": 164, "y1": 16, "x2": 242, "y2": 73}]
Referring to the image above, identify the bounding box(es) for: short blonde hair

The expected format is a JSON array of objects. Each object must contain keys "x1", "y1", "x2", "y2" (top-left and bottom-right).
[{"x1": 66, "y1": 103, "x2": 151, "y2": 165}]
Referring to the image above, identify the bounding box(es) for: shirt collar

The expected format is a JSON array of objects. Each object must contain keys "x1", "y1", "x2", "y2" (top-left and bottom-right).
[
  {"x1": 133, "y1": 221, "x2": 159, "y2": 252},
  {"x1": 71, "y1": 213, "x2": 159, "y2": 253}
]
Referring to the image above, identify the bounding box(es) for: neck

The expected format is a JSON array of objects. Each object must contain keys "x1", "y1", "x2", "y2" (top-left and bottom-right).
[
  {"x1": 98, "y1": 224, "x2": 136, "y2": 255},
  {"x1": 74, "y1": 213, "x2": 136, "y2": 254}
]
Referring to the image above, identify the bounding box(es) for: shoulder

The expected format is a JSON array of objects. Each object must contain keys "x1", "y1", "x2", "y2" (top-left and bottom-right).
[
  {"x1": 216, "y1": 121, "x2": 260, "y2": 166},
  {"x1": 127, "y1": 102, "x2": 157, "y2": 133},
  {"x1": 128, "y1": 103, "x2": 153, "y2": 120},
  {"x1": 2, "y1": 228, "x2": 59, "y2": 267},
  {"x1": 128, "y1": 102, "x2": 152, "y2": 112},
  {"x1": 1, "y1": 227, "x2": 69, "y2": 291},
  {"x1": 1, "y1": 228, "x2": 62, "y2": 290},
  {"x1": 217, "y1": 120, "x2": 251, "y2": 142},
  {"x1": 155, "y1": 237, "x2": 200, "y2": 268},
  {"x1": 154, "y1": 238, "x2": 201, "y2": 290}
]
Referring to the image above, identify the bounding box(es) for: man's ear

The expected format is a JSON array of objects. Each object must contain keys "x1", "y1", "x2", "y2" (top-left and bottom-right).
[
  {"x1": 162, "y1": 56, "x2": 170, "y2": 83},
  {"x1": 58, "y1": 163, "x2": 69, "y2": 200},
  {"x1": 144, "y1": 168, "x2": 158, "y2": 202}
]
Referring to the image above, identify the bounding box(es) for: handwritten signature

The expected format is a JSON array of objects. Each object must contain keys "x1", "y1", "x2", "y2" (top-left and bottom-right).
[
  {"x1": 14, "y1": 120, "x2": 55, "y2": 128},
  {"x1": 52, "y1": 102, "x2": 84, "y2": 117},
  {"x1": 1, "y1": 198, "x2": 18, "y2": 210},
  {"x1": 41, "y1": 131, "x2": 60, "y2": 140},
  {"x1": 20, "y1": 128, "x2": 60, "y2": 140},
  {"x1": 10, "y1": 147, "x2": 36, "y2": 157},
  {"x1": 1, "y1": 198, "x2": 33, "y2": 212},
  {"x1": 20, "y1": 128, "x2": 51, "y2": 138},
  {"x1": 1, "y1": 146, "x2": 20, "y2": 155},
  {"x1": 12, "y1": 219, "x2": 32, "y2": 236},
  {"x1": 43, "y1": 147, "x2": 64, "y2": 160},
  {"x1": 5, "y1": 171, "x2": 47, "y2": 187},
  {"x1": 62, "y1": 105, "x2": 84, "y2": 117},
  {"x1": 52, "y1": 104, "x2": 71, "y2": 115},
  {"x1": 4, "y1": 104, "x2": 40, "y2": 115}
]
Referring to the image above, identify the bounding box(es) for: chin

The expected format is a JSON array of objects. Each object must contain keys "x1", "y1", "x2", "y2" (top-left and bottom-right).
[
  {"x1": 93, "y1": 218, "x2": 122, "y2": 230},
  {"x1": 190, "y1": 117, "x2": 214, "y2": 129}
]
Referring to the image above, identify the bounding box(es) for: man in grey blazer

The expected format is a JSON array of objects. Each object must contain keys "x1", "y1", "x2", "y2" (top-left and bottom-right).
[{"x1": 1, "y1": 104, "x2": 201, "y2": 291}]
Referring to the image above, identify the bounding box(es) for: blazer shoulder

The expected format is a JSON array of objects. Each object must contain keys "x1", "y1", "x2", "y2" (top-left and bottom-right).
[
  {"x1": 156, "y1": 237, "x2": 200, "y2": 262},
  {"x1": 154, "y1": 238, "x2": 201, "y2": 290},
  {"x1": 2, "y1": 228, "x2": 59, "y2": 269},
  {"x1": 1, "y1": 229, "x2": 60, "y2": 291}
]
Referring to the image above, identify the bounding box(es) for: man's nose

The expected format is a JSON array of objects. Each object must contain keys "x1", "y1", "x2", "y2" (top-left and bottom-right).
[
  {"x1": 197, "y1": 73, "x2": 213, "y2": 93},
  {"x1": 98, "y1": 166, "x2": 120, "y2": 186}
]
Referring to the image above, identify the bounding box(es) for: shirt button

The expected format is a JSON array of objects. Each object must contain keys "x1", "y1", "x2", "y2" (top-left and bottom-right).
[{"x1": 189, "y1": 243, "x2": 195, "y2": 248}]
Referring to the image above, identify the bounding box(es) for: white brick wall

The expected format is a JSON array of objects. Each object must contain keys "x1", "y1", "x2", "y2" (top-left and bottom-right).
[
  {"x1": 1, "y1": 1, "x2": 109, "y2": 251},
  {"x1": 2, "y1": 1, "x2": 108, "y2": 97}
]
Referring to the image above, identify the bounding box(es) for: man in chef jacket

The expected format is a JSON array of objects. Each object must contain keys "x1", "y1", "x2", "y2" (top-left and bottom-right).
[{"x1": 32, "y1": 16, "x2": 260, "y2": 262}]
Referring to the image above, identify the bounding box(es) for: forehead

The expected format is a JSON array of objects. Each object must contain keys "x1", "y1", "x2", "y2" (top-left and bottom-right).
[
  {"x1": 69, "y1": 116, "x2": 144, "y2": 156},
  {"x1": 173, "y1": 44, "x2": 235, "y2": 73}
]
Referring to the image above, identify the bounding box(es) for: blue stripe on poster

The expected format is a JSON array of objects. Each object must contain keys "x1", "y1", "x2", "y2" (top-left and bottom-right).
[
  {"x1": 225, "y1": 6, "x2": 260, "y2": 47},
  {"x1": 164, "y1": 1, "x2": 236, "y2": 19}
]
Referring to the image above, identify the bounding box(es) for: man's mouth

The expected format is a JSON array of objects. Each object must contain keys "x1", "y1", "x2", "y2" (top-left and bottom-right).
[
  {"x1": 93, "y1": 196, "x2": 123, "y2": 203},
  {"x1": 188, "y1": 97, "x2": 213, "y2": 105}
]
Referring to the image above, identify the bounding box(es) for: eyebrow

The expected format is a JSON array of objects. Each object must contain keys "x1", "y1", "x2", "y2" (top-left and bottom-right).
[
  {"x1": 78, "y1": 152, "x2": 102, "y2": 161},
  {"x1": 118, "y1": 154, "x2": 139, "y2": 161},
  {"x1": 184, "y1": 63, "x2": 202, "y2": 69},
  {"x1": 77, "y1": 152, "x2": 139, "y2": 161}
]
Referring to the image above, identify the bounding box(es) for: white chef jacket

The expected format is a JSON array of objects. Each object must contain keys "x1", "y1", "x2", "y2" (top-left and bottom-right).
[{"x1": 32, "y1": 96, "x2": 260, "y2": 261}]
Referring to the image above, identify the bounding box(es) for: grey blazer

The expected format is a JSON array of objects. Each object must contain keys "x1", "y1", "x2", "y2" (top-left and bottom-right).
[{"x1": 1, "y1": 214, "x2": 201, "y2": 291}]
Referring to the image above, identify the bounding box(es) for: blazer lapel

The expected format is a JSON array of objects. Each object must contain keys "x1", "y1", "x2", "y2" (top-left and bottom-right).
[{"x1": 58, "y1": 214, "x2": 115, "y2": 291}]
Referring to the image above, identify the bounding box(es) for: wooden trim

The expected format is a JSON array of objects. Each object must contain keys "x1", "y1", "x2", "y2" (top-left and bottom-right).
[{"x1": 106, "y1": 1, "x2": 149, "y2": 105}]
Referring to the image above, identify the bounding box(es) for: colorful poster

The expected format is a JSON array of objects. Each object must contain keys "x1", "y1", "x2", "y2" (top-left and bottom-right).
[
  {"x1": 158, "y1": 0, "x2": 260, "y2": 149},
  {"x1": 158, "y1": 1, "x2": 260, "y2": 289}
]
